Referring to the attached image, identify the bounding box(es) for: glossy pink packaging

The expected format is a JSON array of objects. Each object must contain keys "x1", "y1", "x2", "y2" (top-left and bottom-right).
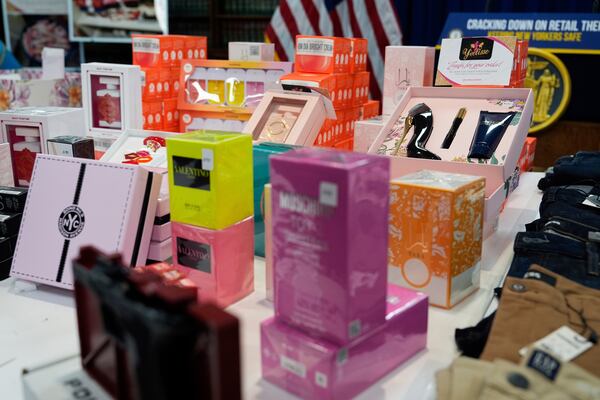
[
  {"x1": 171, "y1": 217, "x2": 254, "y2": 307},
  {"x1": 261, "y1": 284, "x2": 428, "y2": 399},
  {"x1": 270, "y1": 148, "x2": 390, "y2": 344}
]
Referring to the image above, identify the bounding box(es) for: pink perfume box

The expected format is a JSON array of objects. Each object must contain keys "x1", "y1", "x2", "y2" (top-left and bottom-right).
[
  {"x1": 171, "y1": 217, "x2": 254, "y2": 307},
  {"x1": 382, "y1": 46, "x2": 435, "y2": 115},
  {"x1": 369, "y1": 86, "x2": 534, "y2": 238},
  {"x1": 243, "y1": 90, "x2": 334, "y2": 146},
  {"x1": 271, "y1": 148, "x2": 390, "y2": 345},
  {"x1": 148, "y1": 237, "x2": 172, "y2": 261},
  {"x1": 353, "y1": 115, "x2": 388, "y2": 153},
  {"x1": 10, "y1": 155, "x2": 162, "y2": 289},
  {"x1": 261, "y1": 284, "x2": 428, "y2": 400}
]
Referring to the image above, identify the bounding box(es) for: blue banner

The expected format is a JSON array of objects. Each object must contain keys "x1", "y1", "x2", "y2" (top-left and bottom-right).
[{"x1": 439, "y1": 13, "x2": 600, "y2": 53}]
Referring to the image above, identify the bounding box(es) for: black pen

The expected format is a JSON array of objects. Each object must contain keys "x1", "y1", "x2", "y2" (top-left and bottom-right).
[{"x1": 442, "y1": 108, "x2": 466, "y2": 149}]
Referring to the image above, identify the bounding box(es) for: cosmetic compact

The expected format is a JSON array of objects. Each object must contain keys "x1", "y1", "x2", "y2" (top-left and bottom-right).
[{"x1": 244, "y1": 91, "x2": 334, "y2": 146}]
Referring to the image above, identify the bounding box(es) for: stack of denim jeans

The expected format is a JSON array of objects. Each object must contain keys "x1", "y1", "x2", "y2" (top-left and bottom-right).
[{"x1": 455, "y1": 152, "x2": 600, "y2": 382}]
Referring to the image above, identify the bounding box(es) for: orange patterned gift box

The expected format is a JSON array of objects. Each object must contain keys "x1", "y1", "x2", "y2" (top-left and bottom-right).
[{"x1": 388, "y1": 170, "x2": 485, "y2": 309}]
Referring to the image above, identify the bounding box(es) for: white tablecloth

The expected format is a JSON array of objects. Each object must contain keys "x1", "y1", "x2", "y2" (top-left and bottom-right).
[{"x1": 0, "y1": 172, "x2": 544, "y2": 400}]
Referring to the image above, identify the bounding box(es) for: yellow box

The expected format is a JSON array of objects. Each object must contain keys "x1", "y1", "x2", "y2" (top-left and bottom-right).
[
  {"x1": 167, "y1": 130, "x2": 253, "y2": 230},
  {"x1": 388, "y1": 170, "x2": 485, "y2": 309}
]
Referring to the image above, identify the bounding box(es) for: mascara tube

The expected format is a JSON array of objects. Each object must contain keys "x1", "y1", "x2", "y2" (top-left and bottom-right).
[{"x1": 441, "y1": 107, "x2": 466, "y2": 149}]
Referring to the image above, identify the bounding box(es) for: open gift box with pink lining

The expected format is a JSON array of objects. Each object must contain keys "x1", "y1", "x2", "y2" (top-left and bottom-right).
[{"x1": 368, "y1": 86, "x2": 533, "y2": 237}]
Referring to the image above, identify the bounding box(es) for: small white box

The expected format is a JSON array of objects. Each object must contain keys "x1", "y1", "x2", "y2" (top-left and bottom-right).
[
  {"x1": 228, "y1": 42, "x2": 275, "y2": 61},
  {"x1": 81, "y1": 63, "x2": 143, "y2": 140},
  {"x1": 0, "y1": 107, "x2": 85, "y2": 186}
]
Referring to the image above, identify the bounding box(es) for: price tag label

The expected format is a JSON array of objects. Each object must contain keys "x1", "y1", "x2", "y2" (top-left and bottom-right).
[
  {"x1": 202, "y1": 149, "x2": 214, "y2": 171},
  {"x1": 519, "y1": 326, "x2": 593, "y2": 362}
]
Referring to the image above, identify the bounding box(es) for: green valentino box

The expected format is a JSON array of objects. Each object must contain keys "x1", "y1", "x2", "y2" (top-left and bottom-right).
[{"x1": 167, "y1": 131, "x2": 253, "y2": 230}]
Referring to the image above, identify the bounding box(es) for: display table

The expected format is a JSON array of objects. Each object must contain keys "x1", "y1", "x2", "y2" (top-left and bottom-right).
[{"x1": 0, "y1": 172, "x2": 544, "y2": 400}]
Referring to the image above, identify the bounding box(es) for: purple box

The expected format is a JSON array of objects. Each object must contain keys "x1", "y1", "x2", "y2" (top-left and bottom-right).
[
  {"x1": 271, "y1": 148, "x2": 389, "y2": 345},
  {"x1": 261, "y1": 284, "x2": 428, "y2": 399}
]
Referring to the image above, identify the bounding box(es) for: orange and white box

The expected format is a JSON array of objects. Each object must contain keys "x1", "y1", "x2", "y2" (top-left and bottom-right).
[
  {"x1": 132, "y1": 34, "x2": 173, "y2": 68},
  {"x1": 162, "y1": 98, "x2": 178, "y2": 130},
  {"x1": 157, "y1": 68, "x2": 171, "y2": 99},
  {"x1": 295, "y1": 35, "x2": 351, "y2": 74},
  {"x1": 349, "y1": 38, "x2": 368, "y2": 72},
  {"x1": 193, "y1": 36, "x2": 208, "y2": 59},
  {"x1": 389, "y1": 170, "x2": 485, "y2": 309},
  {"x1": 142, "y1": 100, "x2": 163, "y2": 130},
  {"x1": 314, "y1": 119, "x2": 333, "y2": 147},
  {"x1": 170, "y1": 67, "x2": 181, "y2": 97},
  {"x1": 141, "y1": 67, "x2": 159, "y2": 101},
  {"x1": 360, "y1": 99, "x2": 379, "y2": 120},
  {"x1": 280, "y1": 72, "x2": 350, "y2": 109},
  {"x1": 171, "y1": 35, "x2": 186, "y2": 64},
  {"x1": 352, "y1": 71, "x2": 370, "y2": 106}
]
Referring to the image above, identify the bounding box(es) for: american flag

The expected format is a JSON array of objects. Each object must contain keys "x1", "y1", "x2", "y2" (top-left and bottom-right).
[{"x1": 265, "y1": 0, "x2": 403, "y2": 100}]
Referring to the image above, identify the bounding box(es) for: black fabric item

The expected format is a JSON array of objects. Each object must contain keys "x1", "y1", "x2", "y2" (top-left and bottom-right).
[{"x1": 455, "y1": 288, "x2": 502, "y2": 358}]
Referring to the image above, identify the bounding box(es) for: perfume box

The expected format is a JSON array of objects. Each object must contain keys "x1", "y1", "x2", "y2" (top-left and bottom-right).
[
  {"x1": 271, "y1": 148, "x2": 390, "y2": 344},
  {"x1": 162, "y1": 98, "x2": 179, "y2": 131},
  {"x1": 354, "y1": 115, "x2": 388, "y2": 153},
  {"x1": 295, "y1": 35, "x2": 351, "y2": 74},
  {"x1": 264, "y1": 183, "x2": 273, "y2": 301},
  {"x1": 101, "y1": 129, "x2": 173, "y2": 170},
  {"x1": 0, "y1": 107, "x2": 86, "y2": 186},
  {"x1": 369, "y1": 86, "x2": 534, "y2": 238},
  {"x1": 156, "y1": 173, "x2": 170, "y2": 219},
  {"x1": 81, "y1": 63, "x2": 143, "y2": 140},
  {"x1": 0, "y1": 212, "x2": 21, "y2": 237},
  {"x1": 382, "y1": 46, "x2": 435, "y2": 115},
  {"x1": 252, "y1": 143, "x2": 297, "y2": 257},
  {"x1": 177, "y1": 59, "x2": 293, "y2": 112},
  {"x1": 261, "y1": 284, "x2": 428, "y2": 399},
  {"x1": 349, "y1": 37, "x2": 368, "y2": 73},
  {"x1": 0, "y1": 144, "x2": 13, "y2": 186},
  {"x1": 281, "y1": 72, "x2": 352, "y2": 109},
  {"x1": 389, "y1": 170, "x2": 485, "y2": 308},
  {"x1": 148, "y1": 237, "x2": 172, "y2": 261},
  {"x1": 152, "y1": 221, "x2": 171, "y2": 242},
  {"x1": 179, "y1": 109, "x2": 251, "y2": 133},
  {"x1": 171, "y1": 218, "x2": 254, "y2": 307},
  {"x1": 10, "y1": 155, "x2": 162, "y2": 289},
  {"x1": 244, "y1": 91, "x2": 334, "y2": 146},
  {"x1": 436, "y1": 36, "x2": 521, "y2": 87},
  {"x1": 0, "y1": 186, "x2": 27, "y2": 213},
  {"x1": 47, "y1": 136, "x2": 95, "y2": 159},
  {"x1": 229, "y1": 42, "x2": 275, "y2": 61},
  {"x1": 167, "y1": 131, "x2": 253, "y2": 230}
]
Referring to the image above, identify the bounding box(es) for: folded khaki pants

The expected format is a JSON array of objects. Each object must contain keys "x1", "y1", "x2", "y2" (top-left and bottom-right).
[{"x1": 481, "y1": 265, "x2": 600, "y2": 376}]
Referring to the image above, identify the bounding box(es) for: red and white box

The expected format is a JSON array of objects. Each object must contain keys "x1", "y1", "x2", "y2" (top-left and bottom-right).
[
  {"x1": 10, "y1": 155, "x2": 162, "y2": 289},
  {"x1": 171, "y1": 217, "x2": 255, "y2": 307},
  {"x1": 132, "y1": 34, "x2": 173, "y2": 68},
  {"x1": 349, "y1": 37, "x2": 368, "y2": 73},
  {"x1": 281, "y1": 72, "x2": 352, "y2": 109},
  {"x1": 295, "y1": 35, "x2": 351, "y2": 74},
  {"x1": 0, "y1": 107, "x2": 85, "y2": 186},
  {"x1": 352, "y1": 71, "x2": 370, "y2": 106}
]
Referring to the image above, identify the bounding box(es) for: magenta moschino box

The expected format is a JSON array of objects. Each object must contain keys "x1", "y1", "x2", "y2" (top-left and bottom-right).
[
  {"x1": 261, "y1": 284, "x2": 428, "y2": 399},
  {"x1": 270, "y1": 148, "x2": 390, "y2": 345},
  {"x1": 171, "y1": 217, "x2": 254, "y2": 307}
]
